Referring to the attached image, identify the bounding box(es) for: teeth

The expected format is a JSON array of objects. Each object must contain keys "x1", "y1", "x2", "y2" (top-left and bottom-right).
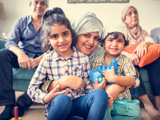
[{"x1": 85, "y1": 45, "x2": 91, "y2": 49}]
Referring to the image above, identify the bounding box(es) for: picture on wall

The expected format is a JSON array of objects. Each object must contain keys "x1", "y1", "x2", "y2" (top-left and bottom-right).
[{"x1": 68, "y1": 0, "x2": 129, "y2": 3}]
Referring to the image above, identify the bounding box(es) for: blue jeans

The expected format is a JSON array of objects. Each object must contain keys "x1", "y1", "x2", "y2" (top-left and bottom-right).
[{"x1": 47, "y1": 89, "x2": 108, "y2": 120}]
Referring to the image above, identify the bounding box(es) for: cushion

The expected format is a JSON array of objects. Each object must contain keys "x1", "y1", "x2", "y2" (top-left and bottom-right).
[{"x1": 124, "y1": 44, "x2": 160, "y2": 67}]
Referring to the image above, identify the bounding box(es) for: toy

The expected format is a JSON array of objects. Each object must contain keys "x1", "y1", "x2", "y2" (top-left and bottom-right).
[
  {"x1": 89, "y1": 59, "x2": 117, "y2": 84},
  {"x1": 11, "y1": 106, "x2": 22, "y2": 120}
]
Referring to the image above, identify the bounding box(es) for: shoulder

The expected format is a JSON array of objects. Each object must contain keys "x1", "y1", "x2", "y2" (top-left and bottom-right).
[
  {"x1": 15, "y1": 15, "x2": 31, "y2": 25},
  {"x1": 74, "y1": 47, "x2": 89, "y2": 62},
  {"x1": 151, "y1": 27, "x2": 160, "y2": 33},
  {"x1": 117, "y1": 54, "x2": 132, "y2": 65}
]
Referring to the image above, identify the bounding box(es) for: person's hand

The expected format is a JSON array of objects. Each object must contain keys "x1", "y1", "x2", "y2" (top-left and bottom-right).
[
  {"x1": 133, "y1": 41, "x2": 148, "y2": 58},
  {"x1": 102, "y1": 66, "x2": 116, "y2": 83},
  {"x1": 30, "y1": 58, "x2": 39, "y2": 69},
  {"x1": 126, "y1": 53, "x2": 139, "y2": 65},
  {"x1": 107, "y1": 94, "x2": 114, "y2": 108},
  {"x1": 17, "y1": 51, "x2": 31, "y2": 70},
  {"x1": 65, "y1": 76, "x2": 85, "y2": 92},
  {"x1": 44, "y1": 85, "x2": 69, "y2": 103},
  {"x1": 94, "y1": 78, "x2": 106, "y2": 90}
]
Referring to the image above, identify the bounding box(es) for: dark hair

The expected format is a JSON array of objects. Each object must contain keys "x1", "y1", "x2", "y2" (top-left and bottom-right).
[
  {"x1": 101, "y1": 32, "x2": 129, "y2": 46},
  {"x1": 41, "y1": 7, "x2": 77, "y2": 53}
]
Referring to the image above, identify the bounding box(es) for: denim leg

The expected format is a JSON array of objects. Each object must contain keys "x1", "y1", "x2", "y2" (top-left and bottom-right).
[
  {"x1": 47, "y1": 94, "x2": 72, "y2": 120},
  {"x1": 0, "y1": 49, "x2": 19, "y2": 106},
  {"x1": 145, "y1": 58, "x2": 160, "y2": 96},
  {"x1": 68, "y1": 89, "x2": 108, "y2": 120},
  {"x1": 130, "y1": 66, "x2": 147, "y2": 98}
]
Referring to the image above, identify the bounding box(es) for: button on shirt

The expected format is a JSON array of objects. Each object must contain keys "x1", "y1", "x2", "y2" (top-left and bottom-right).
[
  {"x1": 27, "y1": 47, "x2": 93, "y2": 116},
  {"x1": 5, "y1": 15, "x2": 43, "y2": 58}
]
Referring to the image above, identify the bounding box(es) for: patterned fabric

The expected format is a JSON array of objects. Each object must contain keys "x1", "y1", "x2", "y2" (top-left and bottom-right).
[
  {"x1": 92, "y1": 53, "x2": 136, "y2": 100},
  {"x1": 27, "y1": 47, "x2": 93, "y2": 116}
]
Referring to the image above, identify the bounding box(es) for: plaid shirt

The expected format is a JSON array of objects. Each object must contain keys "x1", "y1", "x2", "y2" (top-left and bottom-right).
[
  {"x1": 92, "y1": 53, "x2": 136, "y2": 100},
  {"x1": 27, "y1": 47, "x2": 93, "y2": 116}
]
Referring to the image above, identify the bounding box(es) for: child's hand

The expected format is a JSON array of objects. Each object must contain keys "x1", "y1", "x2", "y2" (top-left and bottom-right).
[
  {"x1": 44, "y1": 85, "x2": 69, "y2": 103},
  {"x1": 66, "y1": 76, "x2": 85, "y2": 92},
  {"x1": 94, "y1": 78, "x2": 106, "y2": 90},
  {"x1": 102, "y1": 66, "x2": 116, "y2": 83},
  {"x1": 107, "y1": 94, "x2": 114, "y2": 108}
]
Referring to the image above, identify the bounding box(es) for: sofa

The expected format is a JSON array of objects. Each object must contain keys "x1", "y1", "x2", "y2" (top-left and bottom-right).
[
  {"x1": 0, "y1": 39, "x2": 152, "y2": 95},
  {"x1": 0, "y1": 39, "x2": 36, "y2": 91}
]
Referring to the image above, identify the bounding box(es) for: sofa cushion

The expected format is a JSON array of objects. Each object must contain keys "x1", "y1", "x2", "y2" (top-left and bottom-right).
[{"x1": 13, "y1": 67, "x2": 37, "y2": 80}]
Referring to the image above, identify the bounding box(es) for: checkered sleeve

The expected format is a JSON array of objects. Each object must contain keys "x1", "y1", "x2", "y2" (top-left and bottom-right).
[
  {"x1": 27, "y1": 57, "x2": 48, "y2": 104},
  {"x1": 83, "y1": 56, "x2": 94, "y2": 93}
]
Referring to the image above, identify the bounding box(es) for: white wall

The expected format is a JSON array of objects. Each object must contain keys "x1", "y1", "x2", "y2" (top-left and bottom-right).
[{"x1": 0, "y1": 0, "x2": 160, "y2": 37}]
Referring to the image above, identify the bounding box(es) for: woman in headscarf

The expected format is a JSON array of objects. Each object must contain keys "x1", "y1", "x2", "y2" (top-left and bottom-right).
[{"x1": 121, "y1": 6, "x2": 160, "y2": 120}]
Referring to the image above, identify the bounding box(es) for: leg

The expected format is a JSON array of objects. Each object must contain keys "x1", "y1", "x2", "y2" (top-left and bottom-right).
[
  {"x1": 47, "y1": 94, "x2": 72, "y2": 120},
  {"x1": 112, "y1": 99, "x2": 141, "y2": 120},
  {"x1": 132, "y1": 66, "x2": 160, "y2": 120},
  {"x1": 0, "y1": 49, "x2": 19, "y2": 120},
  {"x1": 69, "y1": 89, "x2": 108, "y2": 120},
  {"x1": 145, "y1": 58, "x2": 160, "y2": 119},
  {"x1": 12, "y1": 91, "x2": 33, "y2": 117}
]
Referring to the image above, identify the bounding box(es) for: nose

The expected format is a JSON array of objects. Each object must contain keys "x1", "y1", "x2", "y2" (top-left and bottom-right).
[
  {"x1": 59, "y1": 36, "x2": 65, "y2": 43},
  {"x1": 88, "y1": 38, "x2": 94, "y2": 45},
  {"x1": 113, "y1": 40, "x2": 117, "y2": 46}
]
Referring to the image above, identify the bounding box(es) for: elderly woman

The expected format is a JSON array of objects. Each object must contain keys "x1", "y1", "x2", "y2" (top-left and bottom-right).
[{"x1": 121, "y1": 6, "x2": 160, "y2": 120}]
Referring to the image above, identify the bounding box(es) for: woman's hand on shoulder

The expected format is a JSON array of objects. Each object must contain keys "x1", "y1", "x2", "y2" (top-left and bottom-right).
[{"x1": 133, "y1": 41, "x2": 148, "y2": 58}]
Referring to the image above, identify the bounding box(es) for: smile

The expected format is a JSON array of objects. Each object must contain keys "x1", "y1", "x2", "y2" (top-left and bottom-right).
[
  {"x1": 84, "y1": 44, "x2": 92, "y2": 50},
  {"x1": 59, "y1": 43, "x2": 67, "y2": 48}
]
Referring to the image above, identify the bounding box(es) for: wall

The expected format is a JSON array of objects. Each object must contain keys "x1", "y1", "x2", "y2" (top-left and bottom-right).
[{"x1": 0, "y1": 0, "x2": 160, "y2": 37}]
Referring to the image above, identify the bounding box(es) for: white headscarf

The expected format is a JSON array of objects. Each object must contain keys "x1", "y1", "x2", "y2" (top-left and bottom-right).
[{"x1": 71, "y1": 12, "x2": 105, "y2": 66}]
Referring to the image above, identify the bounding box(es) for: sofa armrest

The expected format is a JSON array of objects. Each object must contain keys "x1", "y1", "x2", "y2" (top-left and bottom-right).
[{"x1": 0, "y1": 39, "x2": 6, "y2": 49}]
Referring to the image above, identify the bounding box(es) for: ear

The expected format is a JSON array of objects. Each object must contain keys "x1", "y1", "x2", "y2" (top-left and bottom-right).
[{"x1": 102, "y1": 42, "x2": 105, "y2": 48}]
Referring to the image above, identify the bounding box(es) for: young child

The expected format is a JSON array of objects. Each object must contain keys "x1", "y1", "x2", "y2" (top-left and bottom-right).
[
  {"x1": 27, "y1": 7, "x2": 108, "y2": 120},
  {"x1": 91, "y1": 22, "x2": 141, "y2": 120}
]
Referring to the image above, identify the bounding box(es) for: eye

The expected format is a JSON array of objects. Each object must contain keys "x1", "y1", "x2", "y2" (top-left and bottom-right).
[
  {"x1": 134, "y1": 10, "x2": 137, "y2": 15},
  {"x1": 94, "y1": 36, "x2": 100, "y2": 41},
  {"x1": 63, "y1": 32, "x2": 68, "y2": 37},
  {"x1": 84, "y1": 34, "x2": 90, "y2": 38},
  {"x1": 127, "y1": 12, "x2": 131, "y2": 16},
  {"x1": 118, "y1": 40, "x2": 123, "y2": 42},
  {"x1": 33, "y1": 1, "x2": 38, "y2": 5},
  {"x1": 50, "y1": 34, "x2": 58, "y2": 39},
  {"x1": 108, "y1": 39, "x2": 113, "y2": 42},
  {"x1": 40, "y1": 1, "x2": 46, "y2": 6}
]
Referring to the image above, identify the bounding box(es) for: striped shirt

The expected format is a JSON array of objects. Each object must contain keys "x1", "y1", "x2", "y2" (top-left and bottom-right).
[
  {"x1": 92, "y1": 53, "x2": 136, "y2": 100},
  {"x1": 27, "y1": 47, "x2": 93, "y2": 116}
]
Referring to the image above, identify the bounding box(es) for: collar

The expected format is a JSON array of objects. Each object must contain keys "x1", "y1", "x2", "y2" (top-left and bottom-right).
[{"x1": 51, "y1": 47, "x2": 78, "y2": 61}]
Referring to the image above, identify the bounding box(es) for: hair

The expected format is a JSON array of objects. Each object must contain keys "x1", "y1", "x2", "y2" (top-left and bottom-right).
[
  {"x1": 29, "y1": 0, "x2": 48, "y2": 5},
  {"x1": 101, "y1": 32, "x2": 129, "y2": 46},
  {"x1": 41, "y1": 7, "x2": 77, "y2": 53}
]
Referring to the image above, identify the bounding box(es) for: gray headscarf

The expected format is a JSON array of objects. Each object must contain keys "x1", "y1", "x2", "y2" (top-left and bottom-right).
[{"x1": 72, "y1": 12, "x2": 105, "y2": 66}]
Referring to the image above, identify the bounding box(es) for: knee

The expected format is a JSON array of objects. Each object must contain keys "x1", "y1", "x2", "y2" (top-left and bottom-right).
[
  {"x1": 51, "y1": 94, "x2": 72, "y2": 109},
  {"x1": 93, "y1": 89, "x2": 108, "y2": 104}
]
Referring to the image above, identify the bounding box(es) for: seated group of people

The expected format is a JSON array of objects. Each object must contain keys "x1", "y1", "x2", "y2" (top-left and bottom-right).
[{"x1": 0, "y1": 0, "x2": 160, "y2": 120}]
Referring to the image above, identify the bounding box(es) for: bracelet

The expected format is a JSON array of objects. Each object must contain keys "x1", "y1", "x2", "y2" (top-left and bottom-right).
[{"x1": 56, "y1": 79, "x2": 61, "y2": 90}]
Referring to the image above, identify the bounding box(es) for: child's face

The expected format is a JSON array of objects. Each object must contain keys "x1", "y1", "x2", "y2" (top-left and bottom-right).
[
  {"x1": 48, "y1": 24, "x2": 72, "y2": 57},
  {"x1": 103, "y1": 33, "x2": 125, "y2": 57},
  {"x1": 77, "y1": 32, "x2": 100, "y2": 55}
]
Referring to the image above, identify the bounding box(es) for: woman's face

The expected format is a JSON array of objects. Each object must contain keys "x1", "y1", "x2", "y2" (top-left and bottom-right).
[
  {"x1": 125, "y1": 7, "x2": 139, "y2": 27},
  {"x1": 77, "y1": 32, "x2": 100, "y2": 55}
]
